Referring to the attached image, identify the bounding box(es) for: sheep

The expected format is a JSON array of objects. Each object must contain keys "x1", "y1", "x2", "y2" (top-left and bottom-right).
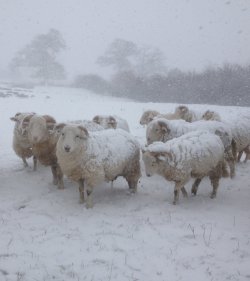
[
  {"x1": 174, "y1": 105, "x2": 200, "y2": 122},
  {"x1": 142, "y1": 130, "x2": 225, "y2": 204},
  {"x1": 10, "y1": 112, "x2": 37, "y2": 169},
  {"x1": 201, "y1": 110, "x2": 250, "y2": 162},
  {"x1": 93, "y1": 115, "x2": 130, "y2": 132},
  {"x1": 67, "y1": 120, "x2": 104, "y2": 131},
  {"x1": 146, "y1": 118, "x2": 235, "y2": 178},
  {"x1": 139, "y1": 110, "x2": 181, "y2": 125},
  {"x1": 56, "y1": 125, "x2": 141, "y2": 208},
  {"x1": 202, "y1": 110, "x2": 222, "y2": 121},
  {"x1": 27, "y1": 114, "x2": 64, "y2": 189}
]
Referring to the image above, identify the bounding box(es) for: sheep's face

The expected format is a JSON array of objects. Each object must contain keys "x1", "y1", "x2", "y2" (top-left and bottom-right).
[
  {"x1": 143, "y1": 150, "x2": 171, "y2": 177},
  {"x1": 142, "y1": 151, "x2": 160, "y2": 177},
  {"x1": 175, "y1": 105, "x2": 189, "y2": 119},
  {"x1": 146, "y1": 120, "x2": 170, "y2": 145},
  {"x1": 202, "y1": 110, "x2": 219, "y2": 121},
  {"x1": 93, "y1": 115, "x2": 117, "y2": 129},
  {"x1": 59, "y1": 125, "x2": 89, "y2": 153},
  {"x1": 140, "y1": 111, "x2": 158, "y2": 125},
  {"x1": 28, "y1": 117, "x2": 48, "y2": 143}
]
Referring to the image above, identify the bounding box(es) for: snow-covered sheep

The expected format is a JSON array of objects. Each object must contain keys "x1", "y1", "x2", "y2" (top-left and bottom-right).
[
  {"x1": 202, "y1": 110, "x2": 222, "y2": 121},
  {"x1": 10, "y1": 112, "x2": 37, "y2": 169},
  {"x1": 67, "y1": 120, "x2": 104, "y2": 131},
  {"x1": 27, "y1": 114, "x2": 64, "y2": 189},
  {"x1": 142, "y1": 130, "x2": 225, "y2": 204},
  {"x1": 202, "y1": 111, "x2": 250, "y2": 162},
  {"x1": 146, "y1": 118, "x2": 235, "y2": 178},
  {"x1": 174, "y1": 105, "x2": 201, "y2": 122},
  {"x1": 139, "y1": 110, "x2": 181, "y2": 125},
  {"x1": 93, "y1": 115, "x2": 130, "y2": 132},
  {"x1": 56, "y1": 125, "x2": 141, "y2": 208}
]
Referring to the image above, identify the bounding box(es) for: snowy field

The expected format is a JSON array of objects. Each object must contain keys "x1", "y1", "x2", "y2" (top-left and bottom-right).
[{"x1": 1, "y1": 84, "x2": 250, "y2": 281}]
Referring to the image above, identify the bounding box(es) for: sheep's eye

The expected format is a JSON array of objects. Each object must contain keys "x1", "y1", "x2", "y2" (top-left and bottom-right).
[
  {"x1": 61, "y1": 133, "x2": 65, "y2": 137},
  {"x1": 76, "y1": 135, "x2": 80, "y2": 139}
]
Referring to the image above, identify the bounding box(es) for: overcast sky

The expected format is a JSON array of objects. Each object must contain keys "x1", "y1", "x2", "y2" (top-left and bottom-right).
[{"x1": 0, "y1": 0, "x2": 249, "y2": 79}]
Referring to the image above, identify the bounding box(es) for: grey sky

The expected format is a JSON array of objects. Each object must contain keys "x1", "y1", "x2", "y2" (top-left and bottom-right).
[{"x1": 0, "y1": 0, "x2": 249, "y2": 79}]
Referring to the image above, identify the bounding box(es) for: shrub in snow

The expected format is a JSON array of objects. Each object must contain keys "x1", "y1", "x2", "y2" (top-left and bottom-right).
[
  {"x1": 56, "y1": 125, "x2": 141, "y2": 208},
  {"x1": 142, "y1": 130, "x2": 225, "y2": 204}
]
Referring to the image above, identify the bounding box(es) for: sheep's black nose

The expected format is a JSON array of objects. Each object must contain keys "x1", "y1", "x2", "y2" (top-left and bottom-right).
[{"x1": 64, "y1": 145, "x2": 71, "y2": 152}]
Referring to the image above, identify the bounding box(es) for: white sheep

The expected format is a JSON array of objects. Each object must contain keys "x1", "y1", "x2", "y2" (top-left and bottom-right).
[
  {"x1": 174, "y1": 105, "x2": 201, "y2": 122},
  {"x1": 139, "y1": 110, "x2": 180, "y2": 125},
  {"x1": 10, "y1": 112, "x2": 37, "y2": 169},
  {"x1": 27, "y1": 114, "x2": 64, "y2": 189},
  {"x1": 142, "y1": 130, "x2": 225, "y2": 204},
  {"x1": 202, "y1": 110, "x2": 222, "y2": 121},
  {"x1": 67, "y1": 119, "x2": 104, "y2": 131},
  {"x1": 146, "y1": 118, "x2": 235, "y2": 178},
  {"x1": 93, "y1": 115, "x2": 130, "y2": 132},
  {"x1": 201, "y1": 111, "x2": 250, "y2": 162},
  {"x1": 56, "y1": 125, "x2": 141, "y2": 208}
]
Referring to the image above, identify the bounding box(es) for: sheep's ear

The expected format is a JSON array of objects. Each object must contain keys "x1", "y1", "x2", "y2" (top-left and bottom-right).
[
  {"x1": 78, "y1": 126, "x2": 89, "y2": 138},
  {"x1": 108, "y1": 116, "x2": 117, "y2": 128},
  {"x1": 157, "y1": 120, "x2": 170, "y2": 134},
  {"x1": 10, "y1": 117, "x2": 17, "y2": 121},
  {"x1": 47, "y1": 122, "x2": 56, "y2": 130},
  {"x1": 152, "y1": 151, "x2": 172, "y2": 161},
  {"x1": 93, "y1": 115, "x2": 100, "y2": 124},
  {"x1": 54, "y1": 123, "x2": 66, "y2": 131},
  {"x1": 177, "y1": 105, "x2": 188, "y2": 114}
]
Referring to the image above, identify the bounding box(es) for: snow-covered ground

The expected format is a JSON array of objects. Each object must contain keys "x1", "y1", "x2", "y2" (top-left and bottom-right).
[{"x1": 1, "y1": 84, "x2": 250, "y2": 281}]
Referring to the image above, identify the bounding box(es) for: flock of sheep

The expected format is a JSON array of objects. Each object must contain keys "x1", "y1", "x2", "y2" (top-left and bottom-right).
[{"x1": 10, "y1": 105, "x2": 250, "y2": 208}]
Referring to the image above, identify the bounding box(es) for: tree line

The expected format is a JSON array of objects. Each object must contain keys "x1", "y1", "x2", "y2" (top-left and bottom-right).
[{"x1": 8, "y1": 30, "x2": 250, "y2": 106}]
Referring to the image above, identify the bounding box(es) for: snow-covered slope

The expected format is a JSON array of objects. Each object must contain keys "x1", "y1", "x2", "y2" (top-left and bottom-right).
[{"x1": 1, "y1": 85, "x2": 250, "y2": 281}]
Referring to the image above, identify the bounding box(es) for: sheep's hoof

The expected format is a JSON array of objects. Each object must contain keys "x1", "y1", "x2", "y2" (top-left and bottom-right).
[
  {"x1": 86, "y1": 202, "x2": 93, "y2": 209},
  {"x1": 181, "y1": 187, "x2": 188, "y2": 198},
  {"x1": 210, "y1": 193, "x2": 216, "y2": 199},
  {"x1": 191, "y1": 188, "x2": 197, "y2": 196},
  {"x1": 58, "y1": 185, "x2": 64, "y2": 190},
  {"x1": 79, "y1": 196, "x2": 85, "y2": 204}
]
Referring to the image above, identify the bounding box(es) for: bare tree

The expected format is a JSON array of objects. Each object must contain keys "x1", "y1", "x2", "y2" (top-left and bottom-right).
[{"x1": 10, "y1": 29, "x2": 66, "y2": 84}]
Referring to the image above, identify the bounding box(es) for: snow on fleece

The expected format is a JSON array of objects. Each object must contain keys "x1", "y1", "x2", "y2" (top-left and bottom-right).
[{"x1": 145, "y1": 130, "x2": 225, "y2": 170}]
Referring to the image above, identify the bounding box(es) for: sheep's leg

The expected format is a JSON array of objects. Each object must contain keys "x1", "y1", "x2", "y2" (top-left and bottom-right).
[
  {"x1": 127, "y1": 179, "x2": 138, "y2": 194},
  {"x1": 51, "y1": 165, "x2": 58, "y2": 185},
  {"x1": 86, "y1": 186, "x2": 94, "y2": 209},
  {"x1": 33, "y1": 156, "x2": 37, "y2": 171},
  {"x1": 243, "y1": 154, "x2": 248, "y2": 163},
  {"x1": 210, "y1": 177, "x2": 219, "y2": 199},
  {"x1": 78, "y1": 179, "x2": 85, "y2": 203},
  {"x1": 22, "y1": 157, "x2": 29, "y2": 168},
  {"x1": 225, "y1": 151, "x2": 235, "y2": 178},
  {"x1": 56, "y1": 165, "x2": 64, "y2": 189},
  {"x1": 181, "y1": 186, "x2": 188, "y2": 197},
  {"x1": 191, "y1": 178, "x2": 202, "y2": 196},
  {"x1": 209, "y1": 164, "x2": 221, "y2": 199},
  {"x1": 221, "y1": 159, "x2": 229, "y2": 178},
  {"x1": 173, "y1": 182, "x2": 184, "y2": 205}
]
